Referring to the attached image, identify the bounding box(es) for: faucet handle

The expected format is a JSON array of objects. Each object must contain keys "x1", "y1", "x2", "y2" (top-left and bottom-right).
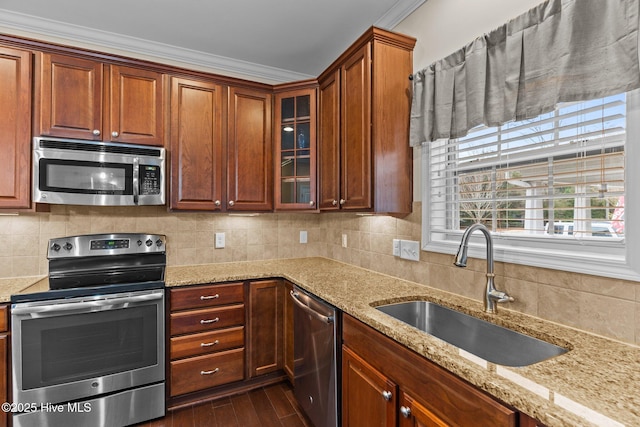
[{"x1": 489, "y1": 289, "x2": 514, "y2": 303}]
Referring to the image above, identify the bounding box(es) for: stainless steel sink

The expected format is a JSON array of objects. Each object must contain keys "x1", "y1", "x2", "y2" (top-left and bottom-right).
[{"x1": 376, "y1": 301, "x2": 567, "y2": 367}]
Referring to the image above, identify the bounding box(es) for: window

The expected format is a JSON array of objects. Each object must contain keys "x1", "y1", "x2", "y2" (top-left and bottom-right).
[{"x1": 422, "y1": 90, "x2": 640, "y2": 280}]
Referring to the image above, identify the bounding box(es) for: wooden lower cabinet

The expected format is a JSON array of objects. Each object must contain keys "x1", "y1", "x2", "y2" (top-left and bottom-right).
[
  {"x1": 248, "y1": 280, "x2": 283, "y2": 377},
  {"x1": 399, "y1": 391, "x2": 448, "y2": 427},
  {"x1": 168, "y1": 283, "x2": 246, "y2": 399},
  {"x1": 168, "y1": 280, "x2": 288, "y2": 407},
  {"x1": 342, "y1": 346, "x2": 396, "y2": 427},
  {"x1": 342, "y1": 314, "x2": 518, "y2": 427}
]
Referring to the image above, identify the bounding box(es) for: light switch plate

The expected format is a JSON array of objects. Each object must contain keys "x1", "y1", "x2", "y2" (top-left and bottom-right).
[
  {"x1": 215, "y1": 232, "x2": 225, "y2": 249},
  {"x1": 393, "y1": 239, "x2": 401, "y2": 256},
  {"x1": 342, "y1": 234, "x2": 348, "y2": 248},
  {"x1": 400, "y1": 240, "x2": 420, "y2": 261},
  {"x1": 300, "y1": 230, "x2": 308, "y2": 244}
]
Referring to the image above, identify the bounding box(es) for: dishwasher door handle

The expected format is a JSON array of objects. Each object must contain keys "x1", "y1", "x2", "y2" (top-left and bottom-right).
[{"x1": 290, "y1": 290, "x2": 334, "y2": 324}]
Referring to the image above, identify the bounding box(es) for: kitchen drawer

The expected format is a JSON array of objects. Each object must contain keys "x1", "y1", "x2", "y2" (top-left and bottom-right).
[
  {"x1": 170, "y1": 347, "x2": 245, "y2": 396},
  {"x1": 0, "y1": 305, "x2": 7, "y2": 333},
  {"x1": 170, "y1": 282, "x2": 244, "y2": 311},
  {"x1": 170, "y1": 304, "x2": 245, "y2": 335},
  {"x1": 170, "y1": 326, "x2": 245, "y2": 360}
]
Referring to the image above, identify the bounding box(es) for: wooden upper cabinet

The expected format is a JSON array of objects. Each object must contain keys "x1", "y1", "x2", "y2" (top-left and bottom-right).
[
  {"x1": 37, "y1": 53, "x2": 164, "y2": 146},
  {"x1": 170, "y1": 77, "x2": 224, "y2": 210},
  {"x1": 0, "y1": 46, "x2": 32, "y2": 209},
  {"x1": 109, "y1": 65, "x2": 164, "y2": 146},
  {"x1": 227, "y1": 87, "x2": 273, "y2": 211},
  {"x1": 341, "y1": 43, "x2": 372, "y2": 211},
  {"x1": 318, "y1": 70, "x2": 341, "y2": 210},
  {"x1": 317, "y1": 27, "x2": 415, "y2": 215},
  {"x1": 36, "y1": 53, "x2": 103, "y2": 140},
  {"x1": 274, "y1": 84, "x2": 318, "y2": 211}
]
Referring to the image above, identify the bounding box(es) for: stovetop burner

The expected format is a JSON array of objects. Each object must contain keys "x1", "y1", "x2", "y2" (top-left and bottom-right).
[{"x1": 13, "y1": 233, "x2": 167, "y2": 303}]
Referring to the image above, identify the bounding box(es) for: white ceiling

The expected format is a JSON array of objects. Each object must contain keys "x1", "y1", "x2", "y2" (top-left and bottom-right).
[{"x1": 0, "y1": 0, "x2": 425, "y2": 82}]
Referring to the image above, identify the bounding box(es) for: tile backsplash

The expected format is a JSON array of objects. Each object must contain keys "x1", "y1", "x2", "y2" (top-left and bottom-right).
[{"x1": 1, "y1": 203, "x2": 639, "y2": 345}]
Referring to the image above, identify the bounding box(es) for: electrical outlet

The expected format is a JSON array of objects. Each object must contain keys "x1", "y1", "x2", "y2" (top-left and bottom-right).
[
  {"x1": 393, "y1": 239, "x2": 401, "y2": 256},
  {"x1": 400, "y1": 240, "x2": 420, "y2": 261},
  {"x1": 300, "y1": 230, "x2": 308, "y2": 244},
  {"x1": 341, "y1": 234, "x2": 348, "y2": 248},
  {"x1": 214, "y1": 232, "x2": 225, "y2": 249}
]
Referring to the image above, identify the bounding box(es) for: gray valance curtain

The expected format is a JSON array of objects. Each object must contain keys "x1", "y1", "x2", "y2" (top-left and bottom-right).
[{"x1": 410, "y1": 0, "x2": 640, "y2": 146}]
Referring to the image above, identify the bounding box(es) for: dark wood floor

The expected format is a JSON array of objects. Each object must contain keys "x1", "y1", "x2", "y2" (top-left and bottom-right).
[{"x1": 139, "y1": 382, "x2": 312, "y2": 427}]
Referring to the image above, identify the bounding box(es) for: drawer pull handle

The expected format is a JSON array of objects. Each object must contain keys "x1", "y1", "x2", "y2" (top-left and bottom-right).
[
  {"x1": 200, "y1": 294, "x2": 220, "y2": 300},
  {"x1": 201, "y1": 340, "x2": 219, "y2": 347},
  {"x1": 200, "y1": 318, "x2": 220, "y2": 324},
  {"x1": 200, "y1": 368, "x2": 220, "y2": 375}
]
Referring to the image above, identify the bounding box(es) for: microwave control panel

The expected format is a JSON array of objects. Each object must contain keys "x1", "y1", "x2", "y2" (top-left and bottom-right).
[{"x1": 139, "y1": 165, "x2": 161, "y2": 195}]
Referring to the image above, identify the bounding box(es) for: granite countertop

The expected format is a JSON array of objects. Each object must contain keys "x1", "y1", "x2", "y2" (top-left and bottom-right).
[{"x1": 3, "y1": 257, "x2": 639, "y2": 426}]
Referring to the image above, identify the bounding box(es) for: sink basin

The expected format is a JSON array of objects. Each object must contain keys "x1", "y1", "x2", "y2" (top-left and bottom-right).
[{"x1": 376, "y1": 301, "x2": 567, "y2": 367}]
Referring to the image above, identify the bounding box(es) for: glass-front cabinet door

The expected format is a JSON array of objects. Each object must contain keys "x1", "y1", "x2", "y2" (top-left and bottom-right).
[{"x1": 275, "y1": 86, "x2": 317, "y2": 210}]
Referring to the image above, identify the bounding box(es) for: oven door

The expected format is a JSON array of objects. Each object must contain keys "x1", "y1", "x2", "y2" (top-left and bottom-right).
[{"x1": 11, "y1": 289, "x2": 165, "y2": 405}]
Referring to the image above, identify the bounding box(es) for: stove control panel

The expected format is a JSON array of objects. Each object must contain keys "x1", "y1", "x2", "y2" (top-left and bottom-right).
[{"x1": 48, "y1": 233, "x2": 166, "y2": 258}]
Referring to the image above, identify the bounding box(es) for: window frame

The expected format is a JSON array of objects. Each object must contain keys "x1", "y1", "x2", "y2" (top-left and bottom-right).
[{"x1": 420, "y1": 90, "x2": 640, "y2": 281}]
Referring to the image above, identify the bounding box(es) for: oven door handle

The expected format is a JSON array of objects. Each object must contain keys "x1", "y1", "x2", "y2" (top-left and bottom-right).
[{"x1": 12, "y1": 292, "x2": 163, "y2": 316}]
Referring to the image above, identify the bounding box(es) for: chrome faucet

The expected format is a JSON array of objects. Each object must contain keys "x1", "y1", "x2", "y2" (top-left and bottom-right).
[{"x1": 453, "y1": 223, "x2": 514, "y2": 313}]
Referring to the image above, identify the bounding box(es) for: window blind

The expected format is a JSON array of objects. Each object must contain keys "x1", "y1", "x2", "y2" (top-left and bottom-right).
[{"x1": 427, "y1": 94, "x2": 626, "y2": 240}]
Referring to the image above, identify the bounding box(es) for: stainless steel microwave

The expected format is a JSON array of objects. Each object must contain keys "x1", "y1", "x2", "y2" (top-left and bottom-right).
[{"x1": 33, "y1": 137, "x2": 166, "y2": 206}]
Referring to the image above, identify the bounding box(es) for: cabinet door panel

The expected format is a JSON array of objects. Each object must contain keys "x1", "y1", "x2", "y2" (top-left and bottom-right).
[
  {"x1": 109, "y1": 65, "x2": 164, "y2": 146},
  {"x1": 342, "y1": 346, "x2": 396, "y2": 427},
  {"x1": 227, "y1": 87, "x2": 273, "y2": 211},
  {"x1": 341, "y1": 43, "x2": 372, "y2": 210},
  {"x1": 248, "y1": 280, "x2": 282, "y2": 377},
  {"x1": 0, "y1": 46, "x2": 31, "y2": 209},
  {"x1": 318, "y1": 70, "x2": 341, "y2": 210},
  {"x1": 170, "y1": 77, "x2": 224, "y2": 210},
  {"x1": 38, "y1": 53, "x2": 102, "y2": 140},
  {"x1": 400, "y1": 391, "x2": 449, "y2": 427}
]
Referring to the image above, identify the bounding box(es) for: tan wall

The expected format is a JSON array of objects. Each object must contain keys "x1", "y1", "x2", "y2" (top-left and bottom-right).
[
  {"x1": 2, "y1": 203, "x2": 638, "y2": 345},
  {"x1": 0, "y1": 205, "x2": 324, "y2": 278}
]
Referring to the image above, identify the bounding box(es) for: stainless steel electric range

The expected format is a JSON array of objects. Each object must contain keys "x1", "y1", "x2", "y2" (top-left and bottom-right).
[{"x1": 11, "y1": 233, "x2": 167, "y2": 427}]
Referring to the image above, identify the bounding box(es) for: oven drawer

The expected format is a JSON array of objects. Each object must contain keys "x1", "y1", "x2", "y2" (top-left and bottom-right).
[
  {"x1": 170, "y1": 282, "x2": 244, "y2": 311},
  {"x1": 170, "y1": 348, "x2": 245, "y2": 396},
  {"x1": 170, "y1": 326, "x2": 245, "y2": 360},
  {"x1": 170, "y1": 304, "x2": 245, "y2": 335}
]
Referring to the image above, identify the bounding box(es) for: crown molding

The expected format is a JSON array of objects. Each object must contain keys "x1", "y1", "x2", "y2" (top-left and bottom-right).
[
  {"x1": 0, "y1": 8, "x2": 314, "y2": 83},
  {"x1": 375, "y1": 0, "x2": 427, "y2": 29},
  {"x1": 0, "y1": 1, "x2": 425, "y2": 83}
]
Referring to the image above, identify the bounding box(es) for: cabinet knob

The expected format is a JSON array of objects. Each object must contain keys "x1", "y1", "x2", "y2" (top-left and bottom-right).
[
  {"x1": 332, "y1": 200, "x2": 338, "y2": 206},
  {"x1": 339, "y1": 199, "x2": 346, "y2": 205},
  {"x1": 382, "y1": 390, "x2": 392, "y2": 401},
  {"x1": 400, "y1": 406, "x2": 411, "y2": 418},
  {"x1": 92, "y1": 129, "x2": 101, "y2": 136},
  {"x1": 228, "y1": 200, "x2": 235, "y2": 207},
  {"x1": 309, "y1": 200, "x2": 315, "y2": 206},
  {"x1": 215, "y1": 200, "x2": 221, "y2": 207},
  {"x1": 111, "y1": 131, "x2": 119, "y2": 138}
]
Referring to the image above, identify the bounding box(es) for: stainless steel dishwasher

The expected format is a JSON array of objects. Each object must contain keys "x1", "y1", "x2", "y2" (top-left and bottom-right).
[{"x1": 290, "y1": 286, "x2": 340, "y2": 427}]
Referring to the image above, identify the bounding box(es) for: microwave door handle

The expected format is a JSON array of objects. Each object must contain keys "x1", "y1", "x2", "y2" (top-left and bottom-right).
[
  {"x1": 133, "y1": 157, "x2": 140, "y2": 205},
  {"x1": 12, "y1": 292, "x2": 163, "y2": 316}
]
